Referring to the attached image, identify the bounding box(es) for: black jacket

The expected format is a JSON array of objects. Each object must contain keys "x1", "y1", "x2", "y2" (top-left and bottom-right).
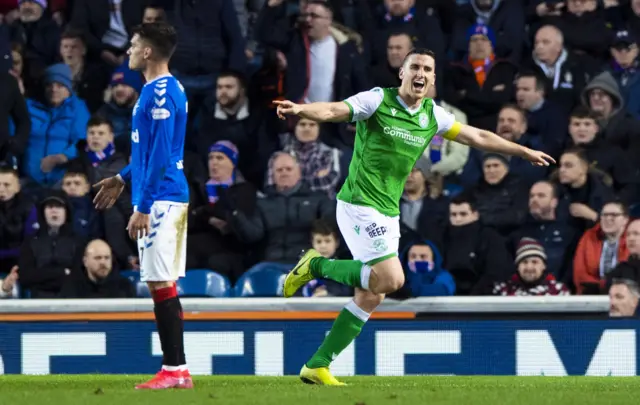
[
  {"x1": 472, "y1": 173, "x2": 529, "y2": 237},
  {"x1": 0, "y1": 73, "x2": 30, "y2": 165},
  {"x1": 59, "y1": 263, "x2": 135, "y2": 298}
]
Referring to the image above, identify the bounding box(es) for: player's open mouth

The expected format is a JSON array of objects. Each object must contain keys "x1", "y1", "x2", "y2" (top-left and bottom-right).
[{"x1": 412, "y1": 80, "x2": 425, "y2": 91}]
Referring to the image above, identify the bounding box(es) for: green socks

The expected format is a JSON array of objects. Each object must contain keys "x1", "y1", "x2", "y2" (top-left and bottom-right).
[
  {"x1": 306, "y1": 301, "x2": 369, "y2": 369},
  {"x1": 310, "y1": 257, "x2": 370, "y2": 289}
]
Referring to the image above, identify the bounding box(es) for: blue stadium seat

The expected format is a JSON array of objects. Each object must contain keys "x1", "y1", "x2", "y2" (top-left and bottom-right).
[
  {"x1": 119, "y1": 270, "x2": 140, "y2": 284},
  {"x1": 119, "y1": 270, "x2": 150, "y2": 298},
  {"x1": 177, "y1": 269, "x2": 231, "y2": 297},
  {"x1": 233, "y1": 265, "x2": 287, "y2": 297}
]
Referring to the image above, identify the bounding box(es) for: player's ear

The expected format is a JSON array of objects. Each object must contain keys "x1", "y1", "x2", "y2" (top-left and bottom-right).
[{"x1": 399, "y1": 67, "x2": 404, "y2": 81}]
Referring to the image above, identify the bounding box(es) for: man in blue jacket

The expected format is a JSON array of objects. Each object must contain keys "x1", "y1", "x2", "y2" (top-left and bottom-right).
[{"x1": 399, "y1": 239, "x2": 456, "y2": 297}]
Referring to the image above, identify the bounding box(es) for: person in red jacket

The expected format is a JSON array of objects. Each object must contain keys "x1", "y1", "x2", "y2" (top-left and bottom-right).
[{"x1": 573, "y1": 200, "x2": 630, "y2": 294}]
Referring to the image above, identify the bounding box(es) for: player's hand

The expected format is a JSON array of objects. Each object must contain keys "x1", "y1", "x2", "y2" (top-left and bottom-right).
[
  {"x1": 273, "y1": 100, "x2": 302, "y2": 120},
  {"x1": 93, "y1": 176, "x2": 125, "y2": 210},
  {"x1": 127, "y1": 211, "x2": 150, "y2": 241},
  {"x1": 522, "y1": 148, "x2": 555, "y2": 167}
]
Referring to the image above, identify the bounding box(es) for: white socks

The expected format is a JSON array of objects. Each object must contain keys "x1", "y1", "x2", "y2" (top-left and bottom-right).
[
  {"x1": 345, "y1": 300, "x2": 371, "y2": 322},
  {"x1": 360, "y1": 264, "x2": 372, "y2": 290}
]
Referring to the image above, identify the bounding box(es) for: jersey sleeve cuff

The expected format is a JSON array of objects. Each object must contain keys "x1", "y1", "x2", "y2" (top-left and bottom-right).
[
  {"x1": 136, "y1": 202, "x2": 152, "y2": 215},
  {"x1": 443, "y1": 121, "x2": 462, "y2": 140},
  {"x1": 343, "y1": 100, "x2": 354, "y2": 122}
]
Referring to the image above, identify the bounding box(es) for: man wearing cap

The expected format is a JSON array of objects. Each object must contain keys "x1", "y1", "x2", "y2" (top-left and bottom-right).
[
  {"x1": 607, "y1": 30, "x2": 640, "y2": 119},
  {"x1": 22, "y1": 63, "x2": 90, "y2": 188},
  {"x1": 492, "y1": 237, "x2": 570, "y2": 296},
  {"x1": 444, "y1": 23, "x2": 518, "y2": 131}
]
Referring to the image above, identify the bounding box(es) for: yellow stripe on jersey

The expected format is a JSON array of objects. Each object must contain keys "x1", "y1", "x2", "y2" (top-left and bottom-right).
[{"x1": 443, "y1": 121, "x2": 462, "y2": 141}]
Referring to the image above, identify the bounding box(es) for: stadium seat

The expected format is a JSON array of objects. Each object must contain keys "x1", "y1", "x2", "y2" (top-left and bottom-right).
[
  {"x1": 119, "y1": 270, "x2": 150, "y2": 298},
  {"x1": 233, "y1": 265, "x2": 287, "y2": 297},
  {"x1": 119, "y1": 270, "x2": 140, "y2": 284},
  {"x1": 177, "y1": 269, "x2": 231, "y2": 297}
]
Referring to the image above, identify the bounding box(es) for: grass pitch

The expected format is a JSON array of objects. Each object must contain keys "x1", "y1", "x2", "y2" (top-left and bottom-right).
[{"x1": 1, "y1": 375, "x2": 639, "y2": 405}]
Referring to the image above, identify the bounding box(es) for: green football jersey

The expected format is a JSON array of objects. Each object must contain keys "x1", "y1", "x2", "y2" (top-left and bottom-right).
[{"x1": 337, "y1": 87, "x2": 460, "y2": 217}]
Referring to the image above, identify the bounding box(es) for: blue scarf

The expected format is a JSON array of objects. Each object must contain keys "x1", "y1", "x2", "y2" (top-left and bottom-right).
[
  {"x1": 86, "y1": 142, "x2": 115, "y2": 167},
  {"x1": 206, "y1": 174, "x2": 234, "y2": 204}
]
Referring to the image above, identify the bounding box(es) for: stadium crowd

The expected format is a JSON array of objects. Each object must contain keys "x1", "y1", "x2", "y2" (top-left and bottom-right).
[{"x1": 2, "y1": 0, "x2": 640, "y2": 302}]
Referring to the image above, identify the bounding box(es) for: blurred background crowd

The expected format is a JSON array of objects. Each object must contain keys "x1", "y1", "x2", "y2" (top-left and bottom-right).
[{"x1": 2, "y1": 0, "x2": 640, "y2": 308}]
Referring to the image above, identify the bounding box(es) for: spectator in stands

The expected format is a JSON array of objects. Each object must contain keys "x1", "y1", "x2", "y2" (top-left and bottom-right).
[
  {"x1": 187, "y1": 141, "x2": 257, "y2": 282},
  {"x1": 400, "y1": 156, "x2": 449, "y2": 238},
  {"x1": 274, "y1": 117, "x2": 341, "y2": 199},
  {"x1": 232, "y1": 152, "x2": 334, "y2": 272},
  {"x1": 399, "y1": 240, "x2": 455, "y2": 297},
  {"x1": 0, "y1": 265, "x2": 19, "y2": 298},
  {"x1": 61, "y1": 170, "x2": 101, "y2": 239},
  {"x1": 626, "y1": 218, "x2": 640, "y2": 257},
  {"x1": 444, "y1": 24, "x2": 517, "y2": 131},
  {"x1": 59, "y1": 29, "x2": 111, "y2": 113},
  {"x1": 427, "y1": 193, "x2": 513, "y2": 295},
  {"x1": 0, "y1": 71, "x2": 30, "y2": 167},
  {"x1": 555, "y1": 148, "x2": 614, "y2": 231},
  {"x1": 371, "y1": 32, "x2": 412, "y2": 88},
  {"x1": 18, "y1": 190, "x2": 84, "y2": 298},
  {"x1": 22, "y1": 63, "x2": 89, "y2": 188},
  {"x1": 9, "y1": 42, "x2": 26, "y2": 94},
  {"x1": 142, "y1": 3, "x2": 165, "y2": 23},
  {"x1": 70, "y1": 0, "x2": 144, "y2": 67},
  {"x1": 195, "y1": 71, "x2": 274, "y2": 188},
  {"x1": 163, "y1": 0, "x2": 246, "y2": 104},
  {"x1": 59, "y1": 239, "x2": 134, "y2": 298},
  {"x1": 462, "y1": 104, "x2": 548, "y2": 188},
  {"x1": 608, "y1": 259, "x2": 640, "y2": 316},
  {"x1": 514, "y1": 71, "x2": 567, "y2": 159},
  {"x1": 525, "y1": 25, "x2": 593, "y2": 114},
  {"x1": 0, "y1": 166, "x2": 37, "y2": 274},
  {"x1": 469, "y1": 153, "x2": 528, "y2": 236},
  {"x1": 607, "y1": 30, "x2": 640, "y2": 120},
  {"x1": 567, "y1": 106, "x2": 638, "y2": 203},
  {"x1": 9, "y1": 0, "x2": 61, "y2": 85},
  {"x1": 510, "y1": 181, "x2": 579, "y2": 282},
  {"x1": 451, "y1": 0, "x2": 524, "y2": 63},
  {"x1": 96, "y1": 63, "x2": 142, "y2": 153},
  {"x1": 302, "y1": 219, "x2": 351, "y2": 297},
  {"x1": 574, "y1": 200, "x2": 630, "y2": 294},
  {"x1": 493, "y1": 237, "x2": 570, "y2": 296}
]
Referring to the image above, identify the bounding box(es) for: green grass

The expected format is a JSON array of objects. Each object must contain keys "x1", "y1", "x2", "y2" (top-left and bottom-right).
[{"x1": 1, "y1": 375, "x2": 640, "y2": 405}]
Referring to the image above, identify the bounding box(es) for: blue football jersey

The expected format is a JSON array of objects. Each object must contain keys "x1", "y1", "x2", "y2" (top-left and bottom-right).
[{"x1": 119, "y1": 74, "x2": 189, "y2": 214}]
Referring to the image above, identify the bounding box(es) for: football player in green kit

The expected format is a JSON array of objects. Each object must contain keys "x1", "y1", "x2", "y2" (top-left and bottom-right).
[{"x1": 273, "y1": 48, "x2": 554, "y2": 386}]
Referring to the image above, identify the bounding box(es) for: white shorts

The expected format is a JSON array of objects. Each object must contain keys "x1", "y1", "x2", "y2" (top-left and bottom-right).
[
  {"x1": 136, "y1": 201, "x2": 189, "y2": 282},
  {"x1": 336, "y1": 200, "x2": 400, "y2": 265}
]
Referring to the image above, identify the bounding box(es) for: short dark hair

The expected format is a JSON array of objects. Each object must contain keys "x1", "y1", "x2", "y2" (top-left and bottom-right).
[
  {"x1": 60, "y1": 27, "x2": 86, "y2": 44},
  {"x1": 307, "y1": 0, "x2": 333, "y2": 15},
  {"x1": 132, "y1": 22, "x2": 178, "y2": 60},
  {"x1": 218, "y1": 70, "x2": 247, "y2": 90},
  {"x1": 516, "y1": 70, "x2": 546, "y2": 93},
  {"x1": 532, "y1": 180, "x2": 559, "y2": 199},
  {"x1": 311, "y1": 219, "x2": 338, "y2": 237},
  {"x1": 87, "y1": 115, "x2": 114, "y2": 132},
  {"x1": 0, "y1": 166, "x2": 19, "y2": 178},
  {"x1": 500, "y1": 103, "x2": 528, "y2": 124},
  {"x1": 63, "y1": 170, "x2": 89, "y2": 181},
  {"x1": 561, "y1": 147, "x2": 589, "y2": 164},
  {"x1": 450, "y1": 192, "x2": 478, "y2": 212},
  {"x1": 602, "y1": 199, "x2": 629, "y2": 217},
  {"x1": 570, "y1": 105, "x2": 600, "y2": 122},
  {"x1": 402, "y1": 48, "x2": 436, "y2": 66}
]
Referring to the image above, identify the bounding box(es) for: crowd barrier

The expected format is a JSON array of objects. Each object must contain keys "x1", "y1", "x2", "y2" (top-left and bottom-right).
[{"x1": 2, "y1": 296, "x2": 637, "y2": 376}]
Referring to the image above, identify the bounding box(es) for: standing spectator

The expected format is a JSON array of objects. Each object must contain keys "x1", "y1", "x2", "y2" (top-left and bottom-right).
[
  {"x1": 444, "y1": 23, "x2": 518, "y2": 131},
  {"x1": 58, "y1": 28, "x2": 111, "y2": 113},
  {"x1": 22, "y1": 63, "x2": 89, "y2": 188},
  {"x1": 0, "y1": 71, "x2": 30, "y2": 167},
  {"x1": 18, "y1": 190, "x2": 84, "y2": 298},
  {"x1": 607, "y1": 30, "x2": 640, "y2": 119},
  {"x1": 371, "y1": 32, "x2": 412, "y2": 88},
  {"x1": 275, "y1": 117, "x2": 342, "y2": 199},
  {"x1": 187, "y1": 141, "x2": 257, "y2": 282},
  {"x1": 70, "y1": 0, "x2": 144, "y2": 67},
  {"x1": 59, "y1": 239, "x2": 135, "y2": 298},
  {"x1": 232, "y1": 152, "x2": 335, "y2": 272},
  {"x1": 0, "y1": 166, "x2": 37, "y2": 274},
  {"x1": 573, "y1": 200, "x2": 630, "y2": 294},
  {"x1": 493, "y1": 237, "x2": 570, "y2": 296}
]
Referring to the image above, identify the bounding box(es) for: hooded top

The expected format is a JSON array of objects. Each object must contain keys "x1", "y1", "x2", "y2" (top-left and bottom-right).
[
  {"x1": 395, "y1": 239, "x2": 456, "y2": 297},
  {"x1": 581, "y1": 71, "x2": 624, "y2": 119}
]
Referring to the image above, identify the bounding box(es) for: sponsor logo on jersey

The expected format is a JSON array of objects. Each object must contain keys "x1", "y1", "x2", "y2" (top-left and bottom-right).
[
  {"x1": 365, "y1": 223, "x2": 387, "y2": 238},
  {"x1": 152, "y1": 108, "x2": 171, "y2": 120},
  {"x1": 419, "y1": 112, "x2": 428, "y2": 128},
  {"x1": 383, "y1": 126, "x2": 426, "y2": 147},
  {"x1": 373, "y1": 238, "x2": 388, "y2": 253}
]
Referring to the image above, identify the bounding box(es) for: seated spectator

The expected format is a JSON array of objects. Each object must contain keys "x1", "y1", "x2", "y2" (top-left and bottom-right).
[
  {"x1": 22, "y1": 63, "x2": 89, "y2": 188},
  {"x1": 59, "y1": 28, "x2": 111, "y2": 113},
  {"x1": 0, "y1": 166, "x2": 37, "y2": 274},
  {"x1": 574, "y1": 200, "x2": 630, "y2": 294},
  {"x1": 274, "y1": 117, "x2": 341, "y2": 199},
  {"x1": 555, "y1": 148, "x2": 614, "y2": 231},
  {"x1": 607, "y1": 30, "x2": 640, "y2": 120},
  {"x1": 61, "y1": 170, "x2": 101, "y2": 239},
  {"x1": 400, "y1": 156, "x2": 449, "y2": 238},
  {"x1": 493, "y1": 237, "x2": 570, "y2": 296},
  {"x1": 0, "y1": 71, "x2": 30, "y2": 167},
  {"x1": 302, "y1": 219, "x2": 352, "y2": 297},
  {"x1": 566, "y1": 106, "x2": 637, "y2": 203},
  {"x1": 444, "y1": 23, "x2": 517, "y2": 131},
  {"x1": 371, "y1": 32, "x2": 412, "y2": 88},
  {"x1": 400, "y1": 240, "x2": 455, "y2": 297},
  {"x1": 627, "y1": 218, "x2": 640, "y2": 258},
  {"x1": 142, "y1": 3, "x2": 165, "y2": 24},
  {"x1": 18, "y1": 190, "x2": 84, "y2": 298},
  {"x1": 607, "y1": 258, "x2": 640, "y2": 317},
  {"x1": 427, "y1": 193, "x2": 513, "y2": 295},
  {"x1": 59, "y1": 239, "x2": 134, "y2": 298},
  {"x1": 8, "y1": 42, "x2": 26, "y2": 95},
  {"x1": 510, "y1": 181, "x2": 580, "y2": 283},
  {"x1": 96, "y1": 64, "x2": 142, "y2": 154},
  {"x1": 232, "y1": 152, "x2": 335, "y2": 272},
  {"x1": 0, "y1": 265, "x2": 19, "y2": 298},
  {"x1": 187, "y1": 141, "x2": 257, "y2": 282},
  {"x1": 469, "y1": 153, "x2": 528, "y2": 236},
  {"x1": 9, "y1": 0, "x2": 60, "y2": 86}
]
